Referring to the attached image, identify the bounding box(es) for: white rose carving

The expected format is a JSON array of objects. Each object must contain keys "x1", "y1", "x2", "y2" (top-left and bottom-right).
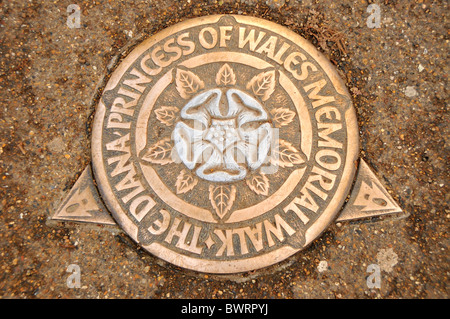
[{"x1": 172, "y1": 88, "x2": 273, "y2": 182}]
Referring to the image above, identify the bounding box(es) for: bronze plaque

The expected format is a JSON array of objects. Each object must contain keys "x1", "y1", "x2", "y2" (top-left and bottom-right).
[{"x1": 91, "y1": 15, "x2": 359, "y2": 273}]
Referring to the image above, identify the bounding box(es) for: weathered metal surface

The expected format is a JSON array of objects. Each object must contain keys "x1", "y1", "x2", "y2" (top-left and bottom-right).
[{"x1": 90, "y1": 15, "x2": 359, "y2": 273}]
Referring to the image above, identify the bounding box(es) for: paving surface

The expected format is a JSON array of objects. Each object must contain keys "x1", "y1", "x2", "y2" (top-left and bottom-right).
[{"x1": 0, "y1": 0, "x2": 448, "y2": 298}]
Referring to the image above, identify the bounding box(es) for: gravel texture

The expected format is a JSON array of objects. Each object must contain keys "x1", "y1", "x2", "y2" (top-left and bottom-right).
[{"x1": 0, "y1": 0, "x2": 448, "y2": 299}]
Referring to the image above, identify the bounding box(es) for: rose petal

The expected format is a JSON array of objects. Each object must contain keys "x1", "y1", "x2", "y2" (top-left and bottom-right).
[
  {"x1": 237, "y1": 123, "x2": 273, "y2": 170},
  {"x1": 226, "y1": 89, "x2": 268, "y2": 127},
  {"x1": 173, "y1": 122, "x2": 210, "y2": 169}
]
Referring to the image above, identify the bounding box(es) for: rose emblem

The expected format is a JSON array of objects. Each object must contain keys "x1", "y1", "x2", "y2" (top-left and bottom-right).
[
  {"x1": 173, "y1": 88, "x2": 273, "y2": 182},
  {"x1": 141, "y1": 64, "x2": 306, "y2": 221}
]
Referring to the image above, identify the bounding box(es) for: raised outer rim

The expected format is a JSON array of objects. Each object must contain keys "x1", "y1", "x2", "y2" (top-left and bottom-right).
[{"x1": 92, "y1": 14, "x2": 359, "y2": 274}]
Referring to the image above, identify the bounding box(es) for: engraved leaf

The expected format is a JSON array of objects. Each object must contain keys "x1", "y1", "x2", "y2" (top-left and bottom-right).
[
  {"x1": 271, "y1": 139, "x2": 306, "y2": 168},
  {"x1": 246, "y1": 172, "x2": 270, "y2": 196},
  {"x1": 270, "y1": 107, "x2": 296, "y2": 127},
  {"x1": 176, "y1": 68, "x2": 204, "y2": 99},
  {"x1": 246, "y1": 70, "x2": 276, "y2": 101},
  {"x1": 141, "y1": 137, "x2": 173, "y2": 165},
  {"x1": 209, "y1": 185, "x2": 236, "y2": 220},
  {"x1": 215, "y1": 63, "x2": 236, "y2": 86},
  {"x1": 154, "y1": 106, "x2": 179, "y2": 126},
  {"x1": 175, "y1": 169, "x2": 198, "y2": 194}
]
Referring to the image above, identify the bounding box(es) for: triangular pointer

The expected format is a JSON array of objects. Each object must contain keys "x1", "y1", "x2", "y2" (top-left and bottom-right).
[
  {"x1": 336, "y1": 159, "x2": 403, "y2": 222},
  {"x1": 51, "y1": 164, "x2": 116, "y2": 225}
]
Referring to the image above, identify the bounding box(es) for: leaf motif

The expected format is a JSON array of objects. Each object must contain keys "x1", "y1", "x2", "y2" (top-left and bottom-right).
[
  {"x1": 154, "y1": 106, "x2": 179, "y2": 126},
  {"x1": 175, "y1": 169, "x2": 198, "y2": 194},
  {"x1": 246, "y1": 70, "x2": 276, "y2": 101},
  {"x1": 215, "y1": 63, "x2": 236, "y2": 86},
  {"x1": 209, "y1": 185, "x2": 236, "y2": 220},
  {"x1": 246, "y1": 172, "x2": 270, "y2": 196},
  {"x1": 175, "y1": 69, "x2": 204, "y2": 99},
  {"x1": 271, "y1": 139, "x2": 306, "y2": 168},
  {"x1": 270, "y1": 107, "x2": 296, "y2": 127},
  {"x1": 141, "y1": 137, "x2": 173, "y2": 165}
]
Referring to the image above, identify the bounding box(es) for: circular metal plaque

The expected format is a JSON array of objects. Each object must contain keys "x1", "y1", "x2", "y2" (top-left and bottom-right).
[{"x1": 92, "y1": 15, "x2": 359, "y2": 273}]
